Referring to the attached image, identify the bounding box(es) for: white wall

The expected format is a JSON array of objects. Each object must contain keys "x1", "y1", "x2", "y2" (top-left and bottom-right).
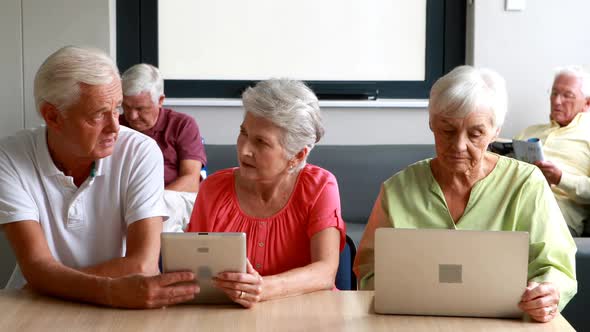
[
  {"x1": 0, "y1": 0, "x2": 24, "y2": 137},
  {"x1": 468, "y1": 0, "x2": 590, "y2": 138},
  {"x1": 175, "y1": 105, "x2": 432, "y2": 145},
  {"x1": 22, "y1": 0, "x2": 116, "y2": 129}
]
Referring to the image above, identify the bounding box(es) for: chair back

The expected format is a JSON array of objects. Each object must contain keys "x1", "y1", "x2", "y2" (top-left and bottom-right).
[
  {"x1": 335, "y1": 234, "x2": 357, "y2": 290},
  {"x1": 200, "y1": 136, "x2": 208, "y2": 179}
]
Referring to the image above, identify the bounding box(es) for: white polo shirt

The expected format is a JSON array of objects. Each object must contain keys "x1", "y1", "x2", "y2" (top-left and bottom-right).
[{"x1": 0, "y1": 126, "x2": 168, "y2": 288}]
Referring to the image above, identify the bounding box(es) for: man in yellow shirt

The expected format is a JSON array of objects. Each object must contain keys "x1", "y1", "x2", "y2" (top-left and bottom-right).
[{"x1": 515, "y1": 66, "x2": 590, "y2": 236}]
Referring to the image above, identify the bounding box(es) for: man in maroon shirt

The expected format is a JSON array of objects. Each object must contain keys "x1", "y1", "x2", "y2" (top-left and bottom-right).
[{"x1": 120, "y1": 64, "x2": 207, "y2": 231}]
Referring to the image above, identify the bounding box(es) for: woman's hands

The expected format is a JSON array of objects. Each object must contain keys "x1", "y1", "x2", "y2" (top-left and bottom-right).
[
  {"x1": 214, "y1": 260, "x2": 264, "y2": 308},
  {"x1": 519, "y1": 281, "x2": 560, "y2": 322}
]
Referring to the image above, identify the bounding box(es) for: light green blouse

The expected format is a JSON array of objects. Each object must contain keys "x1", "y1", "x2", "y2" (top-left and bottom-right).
[{"x1": 353, "y1": 155, "x2": 577, "y2": 310}]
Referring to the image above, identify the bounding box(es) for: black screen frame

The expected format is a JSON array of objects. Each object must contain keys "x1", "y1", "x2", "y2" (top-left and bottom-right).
[{"x1": 117, "y1": 0, "x2": 465, "y2": 99}]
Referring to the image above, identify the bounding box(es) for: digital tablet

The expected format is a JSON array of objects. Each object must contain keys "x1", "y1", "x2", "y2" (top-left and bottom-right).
[{"x1": 161, "y1": 232, "x2": 247, "y2": 304}]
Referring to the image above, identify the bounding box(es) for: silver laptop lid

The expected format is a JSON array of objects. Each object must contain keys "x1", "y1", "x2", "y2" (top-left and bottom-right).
[{"x1": 374, "y1": 228, "x2": 529, "y2": 318}]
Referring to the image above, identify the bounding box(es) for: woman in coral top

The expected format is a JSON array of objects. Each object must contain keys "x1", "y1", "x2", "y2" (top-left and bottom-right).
[{"x1": 187, "y1": 79, "x2": 345, "y2": 307}]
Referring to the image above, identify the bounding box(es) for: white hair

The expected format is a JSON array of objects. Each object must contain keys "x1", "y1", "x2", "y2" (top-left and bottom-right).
[
  {"x1": 554, "y1": 66, "x2": 590, "y2": 98},
  {"x1": 241, "y1": 79, "x2": 325, "y2": 172},
  {"x1": 34, "y1": 45, "x2": 119, "y2": 113},
  {"x1": 429, "y1": 65, "x2": 508, "y2": 129},
  {"x1": 121, "y1": 63, "x2": 164, "y2": 104}
]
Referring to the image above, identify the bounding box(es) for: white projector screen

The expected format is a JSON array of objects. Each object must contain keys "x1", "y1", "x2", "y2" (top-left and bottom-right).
[{"x1": 158, "y1": 0, "x2": 426, "y2": 81}]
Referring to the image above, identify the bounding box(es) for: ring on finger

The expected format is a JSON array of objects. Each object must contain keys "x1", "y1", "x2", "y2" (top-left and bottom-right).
[{"x1": 239, "y1": 290, "x2": 245, "y2": 299}]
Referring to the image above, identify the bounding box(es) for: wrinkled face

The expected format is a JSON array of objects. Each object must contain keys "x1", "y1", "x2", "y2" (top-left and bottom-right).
[
  {"x1": 122, "y1": 91, "x2": 162, "y2": 132},
  {"x1": 58, "y1": 77, "x2": 123, "y2": 161},
  {"x1": 237, "y1": 112, "x2": 292, "y2": 182},
  {"x1": 550, "y1": 74, "x2": 589, "y2": 127},
  {"x1": 431, "y1": 109, "x2": 498, "y2": 174}
]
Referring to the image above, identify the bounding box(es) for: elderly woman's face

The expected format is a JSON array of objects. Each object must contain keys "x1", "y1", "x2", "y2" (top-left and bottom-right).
[
  {"x1": 237, "y1": 112, "x2": 291, "y2": 181},
  {"x1": 431, "y1": 109, "x2": 498, "y2": 174}
]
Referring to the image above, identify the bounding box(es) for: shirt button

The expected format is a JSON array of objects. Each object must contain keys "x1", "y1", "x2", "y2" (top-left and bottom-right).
[
  {"x1": 258, "y1": 242, "x2": 265, "y2": 247},
  {"x1": 255, "y1": 263, "x2": 262, "y2": 269}
]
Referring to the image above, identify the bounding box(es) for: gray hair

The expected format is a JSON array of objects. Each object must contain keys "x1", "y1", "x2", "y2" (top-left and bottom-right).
[
  {"x1": 241, "y1": 79, "x2": 325, "y2": 172},
  {"x1": 554, "y1": 66, "x2": 590, "y2": 98},
  {"x1": 34, "y1": 46, "x2": 119, "y2": 113},
  {"x1": 121, "y1": 63, "x2": 164, "y2": 104},
  {"x1": 428, "y1": 65, "x2": 508, "y2": 129}
]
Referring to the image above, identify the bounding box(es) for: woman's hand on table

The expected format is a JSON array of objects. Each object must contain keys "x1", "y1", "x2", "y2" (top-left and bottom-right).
[
  {"x1": 214, "y1": 260, "x2": 264, "y2": 308},
  {"x1": 519, "y1": 281, "x2": 560, "y2": 322}
]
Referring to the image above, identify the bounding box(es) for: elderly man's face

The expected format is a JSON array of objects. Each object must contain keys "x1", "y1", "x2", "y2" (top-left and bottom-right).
[
  {"x1": 59, "y1": 77, "x2": 122, "y2": 161},
  {"x1": 431, "y1": 109, "x2": 498, "y2": 175},
  {"x1": 550, "y1": 74, "x2": 589, "y2": 127},
  {"x1": 122, "y1": 91, "x2": 162, "y2": 132}
]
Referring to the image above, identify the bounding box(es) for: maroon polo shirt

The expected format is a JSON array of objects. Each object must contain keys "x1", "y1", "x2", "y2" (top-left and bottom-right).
[{"x1": 120, "y1": 108, "x2": 207, "y2": 185}]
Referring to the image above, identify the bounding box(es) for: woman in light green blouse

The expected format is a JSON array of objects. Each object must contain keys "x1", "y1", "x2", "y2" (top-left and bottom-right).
[{"x1": 353, "y1": 65, "x2": 576, "y2": 323}]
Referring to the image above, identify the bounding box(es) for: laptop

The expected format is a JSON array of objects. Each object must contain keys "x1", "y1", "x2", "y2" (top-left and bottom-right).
[
  {"x1": 161, "y1": 232, "x2": 247, "y2": 304},
  {"x1": 374, "y1": 228, "x2": 529, "y2": 318}
]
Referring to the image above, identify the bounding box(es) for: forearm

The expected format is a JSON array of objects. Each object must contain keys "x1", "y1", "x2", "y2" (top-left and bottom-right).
[
  {"x1": 79, "y1": 255, "x2": 159, "y2": 278},
  {"x1": 262, "y1": 261, "x2": 336, "y2": 301},
  {"x1": 165, "y1": 175, "x2": 199, "y2": 192},
  {"x1": 557, "y1": 172, "x2": 590, "y2": 203},
  {"x1": 23, "y1": 257, "x2": 110, "y2": 306},
  {"x1": 81, "y1": 219, "x2": 162, "y2": 278},
  {"x1": 26, "y1": 258, "x2": 199, "y2": 309},
  {"x1": 526, "y1": 188, "x2": 577, "y2": 311}
]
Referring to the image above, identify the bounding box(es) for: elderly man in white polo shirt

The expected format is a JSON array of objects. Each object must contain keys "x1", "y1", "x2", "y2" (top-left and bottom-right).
[{"x1": 0, "y1": 46, "x2": 198, "y2": 308}]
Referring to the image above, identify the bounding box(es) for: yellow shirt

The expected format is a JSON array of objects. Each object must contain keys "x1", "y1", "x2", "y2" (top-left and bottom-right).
[
  {"x1": 353, "y1": 156, "x2": 577, "y2": 311},
  {"x1": 515, "y1": 112, "x2": 590, "y2": 235}
]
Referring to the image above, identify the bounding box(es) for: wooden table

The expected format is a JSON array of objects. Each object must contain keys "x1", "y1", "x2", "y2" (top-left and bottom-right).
[{"x1": 0, "y1": 290, "x2": 573, "y2": 331}]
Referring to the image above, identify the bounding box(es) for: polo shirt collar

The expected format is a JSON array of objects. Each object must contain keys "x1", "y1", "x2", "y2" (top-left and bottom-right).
[
  {"x1": 144, "y1": 108, "x2": 167, "y2": 136},
  {"x1": 35, "y1": 126, "x2": 106, "y2": 179},
  {"x1": 550, "y1": 112, "x2": 587, "y2": 129},
  {"x1": 36, "y1": 126, "x2": 62, "y2": 177},
  {"x1": 93, "y1": 156, "x2": 106, "y2": 179},
  {"x1": 567, "y1": 112, "x2": 587, "y2": 128}
]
